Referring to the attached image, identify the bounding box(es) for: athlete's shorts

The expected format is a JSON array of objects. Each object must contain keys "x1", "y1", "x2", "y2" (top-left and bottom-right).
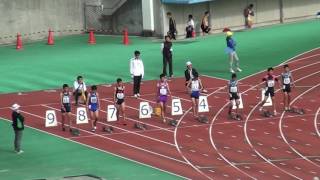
[
  {"x1": 282, "y1": 84, "x2": 291, "y2": 93},
  {"x1": 158, "y1": 95, "x2": 168, "y2": 103},
  {"x1": 116, "y1": 99, "x2": 125, "y2": 105},
  {"x1": 191, "y1": 91, "x2": 200, "y2": 99},
  {"x1": 229, "y1": 93, "x2": 240, "y2": 100},
  {"x1": 265, "y1": 87, "x2": 275, "y2": 97},
  {"x1": 61, "y1": 104, "x2": 71, "y2": 113},
  {"x1": 88, "y1": 104, "x2": 98, "y2": 112}
]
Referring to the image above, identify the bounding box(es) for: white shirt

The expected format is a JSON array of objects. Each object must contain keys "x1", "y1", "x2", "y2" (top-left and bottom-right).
[
  {"x1": 130, "y1": 57, "x2": 144, "y2": 78},
  {"x1": 73, "y1": 81, "x2": 87, "y2": 91},
  {"x1": 187, "y1": 19, "x2": 194, "y2": 28}
]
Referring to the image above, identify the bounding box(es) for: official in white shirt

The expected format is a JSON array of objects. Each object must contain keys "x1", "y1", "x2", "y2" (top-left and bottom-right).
[
  {"x1": 130, "y1": 51, "x2": 144, "y2": 98},
  {"x1": 73, "y1": 75, "x2": 88, "y2": 106}
]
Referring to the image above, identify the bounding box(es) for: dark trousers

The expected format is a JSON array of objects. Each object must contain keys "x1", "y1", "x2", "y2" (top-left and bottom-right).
[
  {"x1": 168, "y1": 30, "x2": 176, "y2": 40},
  {"x1": 186, "y1": 30, "x2": 193, "y2": 38},
  {"x1": 163, "y1": 54, "x2": 173, "y2": 77},
  {"x1": 74, "y1": 90, "x2": 88, "y2": 105},
  {"x1": 133, "y1": 75, "x2": 142, "y2": 94},
  {"x1": 14, "y1": 130, "x2": 23, "y2": 151}
]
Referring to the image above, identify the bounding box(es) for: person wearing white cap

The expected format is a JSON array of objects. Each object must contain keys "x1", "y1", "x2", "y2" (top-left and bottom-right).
[
  {"x1": 11, "y1": 103, "x2": 25, "y2": 154},
  {"x1": 184, "y1": 61, "x2": 197, "y2": 84},
  {"x1": 184, "y1": 61, "x2": 207, "y2": 93}
]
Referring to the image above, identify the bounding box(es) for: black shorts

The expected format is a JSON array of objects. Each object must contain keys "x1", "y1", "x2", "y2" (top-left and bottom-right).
[
  {"x1": 116, "y1": 99, "x2": 125, "y2": 105},
  {"x1": 201, "y1": 24, "x2": 210, "y2": 33},
  {"x1": 229, "y1": 93, "x2": 240, "y2": 100},
  {"x1": 282, "y1": 84, "x2": 291, "y2": 93},
  {"x1": 265, "y1": 88, "x2": 275, "y2": 97},
  {"x1": 61, "y1": 104, "x2": 71, "y2": 113}
]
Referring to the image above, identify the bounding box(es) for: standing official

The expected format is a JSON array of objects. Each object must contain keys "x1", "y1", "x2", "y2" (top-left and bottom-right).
[
  {"x1": 161, "y1": 36, "x2": 173, "y2": 78},
  {"x1": 11, "y1": 104, "x2": 25, "y2": 154},
  {"x1": 130, "y1": 50, "x2": 144, "y2": 98}
]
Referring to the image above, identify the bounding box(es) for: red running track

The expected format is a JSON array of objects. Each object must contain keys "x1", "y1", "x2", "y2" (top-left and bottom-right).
[{"x1": 0, "y1": 48, "x2": 320, "y2": 179}]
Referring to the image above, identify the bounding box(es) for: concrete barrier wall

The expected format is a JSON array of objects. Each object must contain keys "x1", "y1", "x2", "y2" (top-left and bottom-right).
[
  {"x1": 1, "y1": 0, "x2": 319, "y2": 44},
  {"x1": 0, "y1": 0, "x2": 85, "y2": 44},
  {"x1": 111, "y1": 0, "x2": 143, "y2": 35},
  {"x1": 283, "y1": 0, "x2": 320, "y2": 21},
  {"x1": 159, "y1": 0, "x2": 320, "y2": 37}
]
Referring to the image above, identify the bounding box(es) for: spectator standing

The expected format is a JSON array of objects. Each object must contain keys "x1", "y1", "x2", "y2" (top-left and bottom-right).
[
  {"x1": 167, "y1": 12, "x2": 177, "y2": 40},
  {"x1": 186, "y1": 14, "x2": 195, "y2": 38},
  {"x1": 244, "y1": 4, "x2": 254, "y2": 28},
  {"x1": 201, "y1": 11, "x2": 211, "y2": 35}
]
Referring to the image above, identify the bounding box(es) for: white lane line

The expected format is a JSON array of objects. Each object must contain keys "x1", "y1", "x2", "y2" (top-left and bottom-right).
[
  {"x1": 314, "y1": 107, "x2": 320, "y2": 137},
  {"x1": 243, "y1": 68, "x2": 320, "y2": 179},
  {"x1": 100, "y1": 98, "x2": 174, "y2": 133},
  {"x1": 279, "y1": 83, "x2": 320, "y2": 168},
  {"x1": 239, "y1": 47, "x2": 320, "y2": 81},
  {"x1": 43, "y1": 105, "x2": 176, "y2": 147},
  {"x1": 173, "y1": 86, "x2": 227, "y2": 180},
  {"x1": 0, "y1": 117, "x2": 190, "y2": 180}
]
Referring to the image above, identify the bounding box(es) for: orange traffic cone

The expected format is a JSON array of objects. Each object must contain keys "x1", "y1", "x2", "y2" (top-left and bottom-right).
[
  {"x1": 123, "y1": 28, "x2": 129, "y2": 45},
  {"x1": 192, "y1": 30, "x2": 196, "y2": 38},
  {"x1": 47, "y1": 29, "x2": 54, "y2": 45},
  {"x1": 16, "y1": 33, "x2": 23, "y2": 50},
  {"x1": 88, "y1": 29, "x2": 96, "y2": 44}
]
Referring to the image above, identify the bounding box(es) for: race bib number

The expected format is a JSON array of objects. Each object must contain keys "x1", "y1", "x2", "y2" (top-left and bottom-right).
[
  {"x1": 90, "y1": 96, "x2": 97, "y2": 103},
  {"x1": 62, "y1": 96, "x2": 70, "y2": 104},
  {"x1": 230, "y1": 87, "x2": 237, "y2": 93},
  {"x1": 191, "y1": 82, "x2": 199, "y2": 91},
  {"x1": 267, "y1": 80, "x2": 275, "y2": 87},
  {"x1": 160, "y1": 88, "x2": 167, "y2": 95},
  {"x1": 283, "y1": 78, "x2": 290, "y2": 84},
  {"x1": 116, "y1": 93, "x2": 124, "y2": 99}
]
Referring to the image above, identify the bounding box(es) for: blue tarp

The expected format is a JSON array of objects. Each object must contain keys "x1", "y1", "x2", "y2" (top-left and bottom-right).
[{"x1": 161, "y1": 0, "x2": 213, "y2": 4}]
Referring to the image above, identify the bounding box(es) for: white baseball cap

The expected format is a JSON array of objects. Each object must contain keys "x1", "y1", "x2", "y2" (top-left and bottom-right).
[
  {"x1": 11, "y1": 103, "x2": 20, "y2": 111},
  {"x1": 186, "y1": 61, "x2": 192, "y2": 66}
]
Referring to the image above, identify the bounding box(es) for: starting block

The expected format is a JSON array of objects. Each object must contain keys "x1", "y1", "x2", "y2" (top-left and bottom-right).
[
  {"x1": 102, "y1": 126, "x2": 114, "y2": 133},
  {"x1": 134, "y1": 123, "x2": 147, "y2": 130},
  {"x1": 169, "y1": 120, "x2": 178, "y2": 127},
  {"x1": 70, "y1": 128, "x2": 80, "y2": 136},
  {"x1": 287, "y1": 108, "x2": 305, "y2": 115},
  {"x1": 262, "y1": 110, "x2": 274, "y2": 118},
  {"x1": 229, "y1": 113, "x2": 243, "y2": 121},
  {"x1": 198, "y1": 115, "x2": 209, "y2": 124}
]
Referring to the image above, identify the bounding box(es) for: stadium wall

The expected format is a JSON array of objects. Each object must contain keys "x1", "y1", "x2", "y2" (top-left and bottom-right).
[
  {"x1": 0, "y1": 0, "x2": 85, "y2": 44},
  {"x1": 158, "y1": 0, "x2": 320, "y2": 37}
]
